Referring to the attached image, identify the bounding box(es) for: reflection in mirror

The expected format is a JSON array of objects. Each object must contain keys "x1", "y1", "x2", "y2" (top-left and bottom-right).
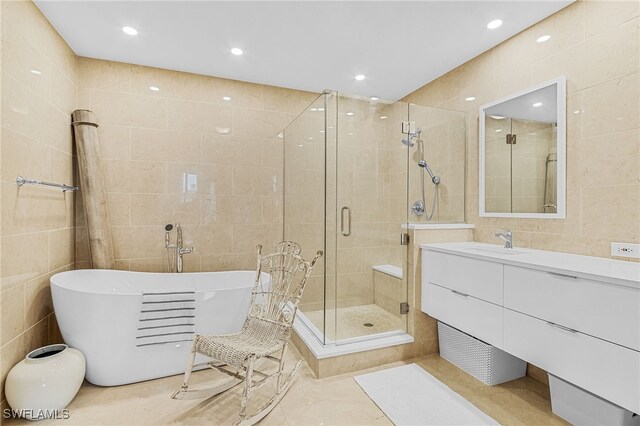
[{"x1": 480, "y1": 77, "x2": 566, "y2": 218}]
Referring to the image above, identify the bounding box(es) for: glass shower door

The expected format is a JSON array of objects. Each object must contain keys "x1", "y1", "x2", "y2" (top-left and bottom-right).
[
  {"x1": 283, "y1": 92, "x2": 334, "y2": 344},
  {"x1": 333, "y1": 96, "x2": 409, "y2": 343}
]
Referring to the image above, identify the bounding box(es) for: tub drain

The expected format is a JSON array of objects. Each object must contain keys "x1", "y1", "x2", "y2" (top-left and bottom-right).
[{"x1": 363, "y1": 323, "x2": 374, "y2": 327}]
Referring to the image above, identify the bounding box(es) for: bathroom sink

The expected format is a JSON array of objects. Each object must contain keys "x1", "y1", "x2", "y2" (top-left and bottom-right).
[{"x1": 466, "y1": 246, "x2": 530, "y2": 256}]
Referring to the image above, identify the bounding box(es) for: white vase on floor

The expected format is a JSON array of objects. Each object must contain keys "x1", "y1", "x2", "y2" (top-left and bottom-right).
[{"x1": 5, "y1": 344, "x2": 85, "y2": 420}]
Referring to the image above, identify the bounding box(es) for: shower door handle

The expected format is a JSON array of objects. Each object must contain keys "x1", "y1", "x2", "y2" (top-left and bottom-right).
[{"x1": 340, "y1": 206, "x2": 351, "y2": 237}]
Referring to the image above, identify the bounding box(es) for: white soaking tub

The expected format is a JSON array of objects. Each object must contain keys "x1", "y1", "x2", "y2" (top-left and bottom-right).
[{"x1": 51, "y1": 269, "x2": 265, "y2": 386}]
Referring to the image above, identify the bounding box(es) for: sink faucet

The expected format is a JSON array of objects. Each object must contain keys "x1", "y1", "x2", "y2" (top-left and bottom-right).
[
  {"x1": 175, "y1": 223, "x2": 194, "y2": 273},
  {"x1": 495, "y1": 229, "x2": 513, "y2": 249}
]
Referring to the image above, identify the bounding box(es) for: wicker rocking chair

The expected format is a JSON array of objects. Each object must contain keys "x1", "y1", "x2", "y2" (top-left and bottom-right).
[{"x1": 171, "y1": 241, "x2": 322, "y2": 425}]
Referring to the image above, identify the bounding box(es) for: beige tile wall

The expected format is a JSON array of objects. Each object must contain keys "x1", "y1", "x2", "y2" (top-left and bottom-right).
[
  {"x1": 403, "y1": 0, "x2": 640, "y2": 258},
  {"x1": 76, "y1": 58, "x2": 318, "y2": 272},
  {"x1": 0, "y1": 0, "x2": 77, "y2": 408},
  {"x1": 404, "y1": 104, "x2": 467, "y2": 223}
]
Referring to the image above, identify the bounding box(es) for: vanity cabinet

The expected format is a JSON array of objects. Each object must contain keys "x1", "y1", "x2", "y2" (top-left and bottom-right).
[
  {"x1": 422, "y1": 251, "x2": 503, "y2": 304},
  {"x1": 503, "y1": 309, "x2": 639, "y2": 416},
  {"x1": 422, "y1": 282, "x2": 503, "y2": 348},
  {"x1": 503, "y1": 265, "x2": 640, "y2": 351},
  {"x1": 421, "y1": 244, "x2": 640, "y2": 414}
]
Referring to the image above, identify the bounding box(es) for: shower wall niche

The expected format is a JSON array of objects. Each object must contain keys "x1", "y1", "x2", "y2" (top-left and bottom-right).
[{"x1": 283, "y1": 91, "x2": 465, "y2": 346}]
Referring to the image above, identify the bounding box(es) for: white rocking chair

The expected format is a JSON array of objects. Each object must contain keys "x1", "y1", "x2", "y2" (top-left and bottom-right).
[{"x1": 171, "y1": 241, "x2": 322, "y2": 425}]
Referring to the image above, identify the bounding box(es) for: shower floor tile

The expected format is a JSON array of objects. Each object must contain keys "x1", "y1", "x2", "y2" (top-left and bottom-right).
[{"x1": 302, "y1": 304, "x2": 402, "y2": 341}]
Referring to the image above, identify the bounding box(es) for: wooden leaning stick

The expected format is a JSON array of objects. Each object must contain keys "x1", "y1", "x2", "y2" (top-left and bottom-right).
[{"x1": 71, "y1": 109, "x2": 115, "y2": 269}]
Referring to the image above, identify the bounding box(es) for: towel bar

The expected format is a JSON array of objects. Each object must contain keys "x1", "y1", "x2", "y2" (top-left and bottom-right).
[{"x1": 16, "y1": 176, "x2": 78, "y2": 192}]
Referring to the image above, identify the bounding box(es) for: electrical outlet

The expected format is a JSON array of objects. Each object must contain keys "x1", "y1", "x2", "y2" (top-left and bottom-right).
[{"x1": 611, "y1": 242, "x2": 640, "y2": 259}]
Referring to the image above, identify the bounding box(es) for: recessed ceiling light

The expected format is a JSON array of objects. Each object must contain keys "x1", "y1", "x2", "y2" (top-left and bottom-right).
[
  {"x1": 532, "y1": 102, "x2": 543, "y2": 107},
  {"x1": 320, "y1": 130, "x2": 325, "y2": 133},
  {"x1": 30, "y1": 69, "x2": 42, "y2": 75},
  {"x1": 487, "y1": 19, "x2": 503, "y2": 29},
  {"x1": 489, "y1": 115, "x2": 505, "y2": 120},
  {"x1": 310, "y1": 108, "x2": 318, "y2": 112},
  {"x1": 495, "y1": 129, "x2": 502, "y2": 132},
  {"x1": 122, "y1": 26, "x2": 138, "y2": 36},
  {"x1": 318, "y1": 108, "x2": 325, "y2": 111},
  {"x1": 573, "y1": 110, "x2": 580, "y2": 114},
  {"x1": 370, "y1": 96, "x2": 379, "y2": 101},
  {"x1": 215, "y1": 127, "x2": 231, "y2": 135},
  {"x1": 149, "y1": 86, "x2": 160, "y2": 92},
  {"x1": 536, "y1": 35, "x2": 551, "y2": 43},
  {"x1": 465, "y1": 96, "x2": 476, "y2": 102},
  {"x1": 355, "y1": 74, "x2": 366, "y2": 81},
  {"x1": 230, "y1": 47, "x2": 243, "y2": 56},
  {"x1": 380, "y1": 116, "x2": 387, "y2": 120},
  {"x1": 222, "y1": 96, "x2": 231, "y2": 101},
  {"x1": 346, "y1": 112, "x2": 354, "y2": 116}
]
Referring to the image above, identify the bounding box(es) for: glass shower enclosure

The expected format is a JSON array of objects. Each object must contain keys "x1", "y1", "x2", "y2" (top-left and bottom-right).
[{"x1": 283, "y1": 91, "x2": 465, "y2": 346}]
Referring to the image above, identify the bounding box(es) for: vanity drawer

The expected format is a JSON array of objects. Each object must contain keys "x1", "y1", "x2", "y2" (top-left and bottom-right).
[
  {"x1": 422, "y1": 282, "x2": 502, "y2": 348},
  {"x1": 504, "y1": 265, "x2": 640, "y2": 351},
  {"x1": 503, "y1": 309, "x2": 640, "y2": 414},
  {"x1": 423, "y1": 250, "x2": 503, "y2": 304}
]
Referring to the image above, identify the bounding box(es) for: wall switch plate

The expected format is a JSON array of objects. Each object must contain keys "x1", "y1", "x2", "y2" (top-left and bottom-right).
[{"x1": 611, "y1": 242, "x2": 640, "y2": 259}]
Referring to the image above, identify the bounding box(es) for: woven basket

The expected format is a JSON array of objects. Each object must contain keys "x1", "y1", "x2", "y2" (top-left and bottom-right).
[
  {"x1": 438, "y1": 321, "x2": 526, "y2": 385},
  {"x1": 549, "y1": 374, "x2": 640, "y2": 426}
]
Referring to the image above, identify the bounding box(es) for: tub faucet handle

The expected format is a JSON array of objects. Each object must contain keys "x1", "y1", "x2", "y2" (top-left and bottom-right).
[{"x1": 179, "y1": 246, "x2": 194, "y2": 255}]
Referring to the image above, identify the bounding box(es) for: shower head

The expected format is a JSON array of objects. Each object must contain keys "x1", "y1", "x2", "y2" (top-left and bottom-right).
[
  {"x1": 164, "y1": 223, "x2": 174, "y2": 248},
  {"x1": 401, "y1": 128, "x2": 422, "y2": 147},
  {"x1": 401, "y1": 138, "x2": 415, "y2": 147},
  {"x1": 418, "y1": 160, "x2": 441, "y2": 185}
]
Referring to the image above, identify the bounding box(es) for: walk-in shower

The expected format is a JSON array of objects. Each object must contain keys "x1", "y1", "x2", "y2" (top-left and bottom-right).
[{"x1": 282, "y1": 91, "x2": 465, "y2": 353}]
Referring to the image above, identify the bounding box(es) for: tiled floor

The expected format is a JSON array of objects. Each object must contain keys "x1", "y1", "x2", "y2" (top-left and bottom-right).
[
  {"x1": 5, "y1": 344, "x2": 567, "y2": 426},
  {"x1": 302, "y1": 304, "x2": 402, "y2": 341}
]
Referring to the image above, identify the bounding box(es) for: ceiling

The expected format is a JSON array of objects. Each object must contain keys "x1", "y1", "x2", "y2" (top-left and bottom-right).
[{"x1": 35, "y1": 1, "x2": 572, "y2": 101}]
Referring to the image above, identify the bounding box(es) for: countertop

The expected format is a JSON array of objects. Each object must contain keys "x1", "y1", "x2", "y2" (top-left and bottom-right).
[{"x1": 421, "y1": 242, "x2": 640, "y2": 289}]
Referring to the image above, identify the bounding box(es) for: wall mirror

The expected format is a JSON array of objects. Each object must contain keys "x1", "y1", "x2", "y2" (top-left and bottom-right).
[{"x1": 479, "y1": 76, "x2": 566, "y2": 218}]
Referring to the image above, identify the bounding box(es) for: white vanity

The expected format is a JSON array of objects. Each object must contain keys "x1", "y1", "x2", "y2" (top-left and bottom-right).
[{"x1": 421, "y1": 242, "x2": 640, "y2": 415}]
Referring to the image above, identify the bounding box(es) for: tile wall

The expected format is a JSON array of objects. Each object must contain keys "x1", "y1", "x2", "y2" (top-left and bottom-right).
[
  {"x1": 0, "y1": 0, "x2": 77, "y2": 409},
  {"x1": 76, "y1": 58, "x2": 318, "y2": 272}
]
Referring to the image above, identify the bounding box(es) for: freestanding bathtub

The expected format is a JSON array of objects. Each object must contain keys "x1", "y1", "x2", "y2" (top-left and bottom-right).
[{"x1": 51, "y1": 269, "x2": 264, "y2": 386}]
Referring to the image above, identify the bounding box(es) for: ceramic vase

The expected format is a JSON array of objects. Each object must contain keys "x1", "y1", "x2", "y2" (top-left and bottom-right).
[{"x1": 5, "y1": 344, "x2": 85, "y2": 420}]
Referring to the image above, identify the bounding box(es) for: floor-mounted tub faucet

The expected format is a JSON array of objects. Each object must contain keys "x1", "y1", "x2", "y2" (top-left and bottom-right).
[
  {"x1": 165, "y1": 222, "x2": 194, "y2": 273},
  {"x1": 175, "y1": 223, "x2": 194, "y2": 273},
  {"x1": 495, "y1": 229, "x2": 513, "y2": 249}
]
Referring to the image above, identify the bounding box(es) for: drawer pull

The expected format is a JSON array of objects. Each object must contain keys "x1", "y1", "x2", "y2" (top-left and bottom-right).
[
  {"x1": 451, "y1": 289, "x2": 469, "y2": 297},
  {"x1": 547, "y1": 271, "x2": 578, "y2": 279},
  {"x1": 547, "y1": 321, "x2": 578, "y2": 333}
]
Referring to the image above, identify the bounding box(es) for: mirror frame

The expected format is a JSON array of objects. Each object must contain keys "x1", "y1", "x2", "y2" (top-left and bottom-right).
[{"x1": 479, "y1": 76, "x2": 566, "y2": 219}]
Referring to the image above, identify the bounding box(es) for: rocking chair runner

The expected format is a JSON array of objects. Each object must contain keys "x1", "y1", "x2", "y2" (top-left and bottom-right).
[{"x1": 171, "y1": 241, "x2": 323, "y2": 426}]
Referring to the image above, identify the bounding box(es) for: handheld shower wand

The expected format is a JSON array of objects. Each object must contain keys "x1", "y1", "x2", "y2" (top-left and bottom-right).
[
  {"x1": 404, "y1": 129, "x2": 440, "y2": 220},
  {"x1": 418, "y1": 160, "x2": 441, "y2": 185},
  {"x1": 165, "y1": 223, "x2": 174, "y2": 248}
]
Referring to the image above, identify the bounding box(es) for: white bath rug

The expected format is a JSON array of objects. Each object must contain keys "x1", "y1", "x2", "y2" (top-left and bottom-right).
[{"x1": 354, "y1": 364, "x2": 499, "y2": 426}]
